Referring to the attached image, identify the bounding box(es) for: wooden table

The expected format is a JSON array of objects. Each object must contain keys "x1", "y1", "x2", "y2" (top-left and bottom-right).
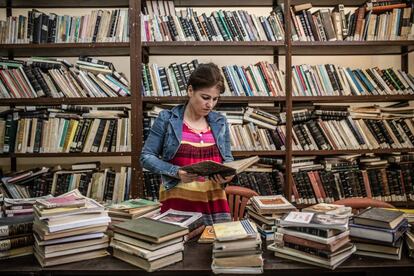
[{"x1": 1, "y1": 242, "x2": 414, "y2": 276}]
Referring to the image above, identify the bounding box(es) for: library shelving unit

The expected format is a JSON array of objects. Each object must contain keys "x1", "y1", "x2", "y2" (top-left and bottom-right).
[
  {"x1": 1, "y1": 0, "x2": 413, "y2": 202},
  {"x1": 139, "y1": 0, "x2": 414, "y2": 206},
  {"x1": 0, "y1": 0, "x2": 141, "y2": 197}
]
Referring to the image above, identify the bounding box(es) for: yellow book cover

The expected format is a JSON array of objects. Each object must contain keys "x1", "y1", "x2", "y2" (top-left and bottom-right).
[{"x1": 213, "y1": 220, "x2": 257, "y2": 241}]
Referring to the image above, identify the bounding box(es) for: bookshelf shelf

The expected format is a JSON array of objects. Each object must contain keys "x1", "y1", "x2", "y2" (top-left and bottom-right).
[
  {"x1": 0, "y1": 0, "x2": 129, "y2": 8},
  {"x1": 293, "y1": 95, "x2": 414, "y2": 102},
  {"x1": 143, "y1": 96, "x2": 286, "y2": 103},
  {"x1": 0, "y1": 43, "x2": 130, "y2": 57},
  {"x1": 0, "y1": 152, "x2": 133, "y2": 158},
  {"x1": 292, "y1": 41, "x2": 414, "y2": 55},
  {"x1": 232, "y1": 150, "x2": 286, "y2": 157},
  {"x1": 0, "y1": 97, "x2": 132, "y2": 106},
  {"x1": 143, "y1": 95, "x2": 414, "y2": 104},
  {"x1": 142, "y1": 41, "x2": 286, "y2": 56},
  {"x1": 292, "y1": 148, "x2": 414, "y2": 156}
]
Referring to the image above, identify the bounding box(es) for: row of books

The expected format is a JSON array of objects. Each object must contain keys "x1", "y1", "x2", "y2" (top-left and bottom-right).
[
  {"x1": 0, "y1": 57, "x2": 130, "y2": 99},
  {"x1": 1, "y1": 9, "x2": 129, "y2": 44},
  {"x1": 291, "y1": 64, "x2": 414, "y2": 96},
  {"x1": 0, "y1": 107, "x2": 131, "y2": 154},
  {"x1": 142, "y1": 60, "x2": 414, "y2": 97},
  {"x1": 290, "y1": 106, "x2": 414, "y2": 151},
  {"x1": 290, "y1": 154, "x2": 414, "y2": 204},
  {"x1": 141, "y1": 7, "x2": 285, "y2": 42},
  {"x1": 141, "y1": 60, "x2": 199, "y2": 97},
  {"x1": 0, "y1": 163, "x2": 131, "y2": 204},
  {"x1": 290, "y1": 2, "x2": 414, "y2": 42}
]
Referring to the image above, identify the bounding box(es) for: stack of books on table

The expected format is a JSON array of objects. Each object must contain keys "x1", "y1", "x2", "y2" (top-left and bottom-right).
[
  {"x1": 269, "y1": 211, "x2": 355, "y2": 269},
  {"x1": 111, "y1": 217, "x2": 188, "y2": 272},
  {"x1": 107, "y1": 198, "x2": 161, "y2": 223},
  {"x1": 350, "y1": 207, "x2": 408, "y2": 260},
  {"x1": 33, "y1": 190, "x2": 111, "y2": 267},
  {"x1": 153, "y1": 209, "x2": 205, "y2": 242},
  {"x1": 0, "y1": 214, "x2": 34, "y2": 259},
  {"x1": 211, "y1": 219, "x2": 263, "y2": 274},
  {"x1": 247, "y1": 195, "x2": 297, "y2": 242}
]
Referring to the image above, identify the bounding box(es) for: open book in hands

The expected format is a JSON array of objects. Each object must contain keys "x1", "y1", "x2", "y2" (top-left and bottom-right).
[{"x1": 180, "y1": 156, "x2": 259, "y2": 177}]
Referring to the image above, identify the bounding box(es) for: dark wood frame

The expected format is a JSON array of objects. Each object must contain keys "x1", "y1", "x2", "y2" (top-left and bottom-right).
[{"x1": 0, "y1": 0, "x2": 413, "y2": 200}]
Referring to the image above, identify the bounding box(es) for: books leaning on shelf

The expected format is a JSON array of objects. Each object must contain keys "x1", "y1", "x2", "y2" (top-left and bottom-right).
[
  {"x1": 0, "y1": 164, "x2": 131, "y2": 205},
  {"x1": 141, "y1": 61, "x2": 414, "y2": 97},
  {"x1": 111, "y1": 217, "x2": 187, "y2": 272},
  {"x1": 0, "y1": 106, "x2": 131, "y2": 154},
  {"x1": 269, "y1": 211, "x2": 355, "y2": 270},
  {"x1": 33, "y1": 190, "x2": 110, "y2": 267},
  {"x1": 289, "y1": 2, "x2": 414, "y2": 42},
  {"x1": 141, "y1": 2, "x2": 286, "y2": 42},
  {"x1": 181, "y1": 155, "x2": 259, "y2": 177},
  {"x1": 0, "y1": 9, "x2": 129, "y2": 44},
  {"x1": 0, "y1": 56, "x2": 130, "y2": 99}
]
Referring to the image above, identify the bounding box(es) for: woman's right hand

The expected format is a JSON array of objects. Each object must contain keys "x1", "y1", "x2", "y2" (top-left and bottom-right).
[{"x1": 177, "y1": 169, "x2": 199, "y2": 183}]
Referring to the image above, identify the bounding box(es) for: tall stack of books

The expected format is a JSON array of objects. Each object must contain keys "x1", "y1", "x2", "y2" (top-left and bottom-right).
[
  {"x1": 111, "y1": 217, "x2": 188, "y2": 272},
  {"x1": 211, "y1": 219, "x2": 263, "y2": 274},
  {"x1": 247, "y1": 195, "x2": 297, "y2": 242},
  {"x1": 0, "y1": 215, "x2": 34, "y2": 259},
  {"x1": 269, "y1": 211, "x2": 355, "y2": 269},
  {"x1": 33, "y1": 190, "x2": 110, "y2": 267},
  {"x1": 350, "y1": 207, "x2": 408, "y2": 260}
]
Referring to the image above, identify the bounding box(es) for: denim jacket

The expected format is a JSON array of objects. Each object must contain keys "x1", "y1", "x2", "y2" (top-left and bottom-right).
[{"x1": 140, "y1": 104, "x2": 234, "y2": 190}]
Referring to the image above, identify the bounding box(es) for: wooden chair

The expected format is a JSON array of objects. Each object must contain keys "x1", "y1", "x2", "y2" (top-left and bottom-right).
[
  {"x1": 225, "y1": 185, "x2": 258, "y2": 221},
  {"x1": 333, "y1": 197, "x2": 395, "y2": 214}
]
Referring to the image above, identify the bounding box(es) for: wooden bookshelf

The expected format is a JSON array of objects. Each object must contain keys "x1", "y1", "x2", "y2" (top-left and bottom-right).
[
  {"x1": 292, "y1": 41, "x2": 414, "y2": 55},
  {"x1": 0, "y1": 43, "x2": 130, "y2": 57},
  {"x1": 1, "y1": 0, "x2": 129, "y2": 8},
  {"x1": 0, "y1": 152, "x2": 133, "y2": 158},
  {"x1": 0, "y1": 97, "x2": 132, "y2": 106},
  {"x1": 142, "y1": 41, "x2": 286, "y2": 56},
  {"x1": 1, "y1": 0, "x2": 413, "y2": 201}
]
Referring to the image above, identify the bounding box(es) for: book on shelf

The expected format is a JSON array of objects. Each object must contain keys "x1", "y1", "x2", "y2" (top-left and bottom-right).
[{"x1": 181, "y1": 155, "x2": 259, "y2": 177}]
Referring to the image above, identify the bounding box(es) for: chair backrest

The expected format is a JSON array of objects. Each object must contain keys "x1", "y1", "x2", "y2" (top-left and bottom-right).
[
  {"x1": 225, "y1": 185, "x2": 258, "y2": 221},
  {"x1": 333, "y1": 197, "x2": 395, "y2": 213}
]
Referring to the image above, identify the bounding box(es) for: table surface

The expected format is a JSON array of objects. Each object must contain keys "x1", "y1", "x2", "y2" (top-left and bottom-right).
[{"x1": 1, "y1": 241, "x2": 414, "y2": 275}]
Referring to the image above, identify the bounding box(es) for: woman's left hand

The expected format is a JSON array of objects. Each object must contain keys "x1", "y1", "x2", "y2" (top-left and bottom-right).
[{"x1": 210, "y1": 174, "x2": 235, "y2": 187}]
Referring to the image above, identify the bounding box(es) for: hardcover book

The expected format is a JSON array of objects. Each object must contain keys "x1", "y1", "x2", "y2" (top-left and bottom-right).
[
  {"x1": 113, "y1": 217, "x2": 188, "y2": 244},
  {"x1": 353, "y1": 207, "x2": 405, "y2": 229},
  {"x1": 181, "y1": 156, "x2": 259, "y2": 177}
]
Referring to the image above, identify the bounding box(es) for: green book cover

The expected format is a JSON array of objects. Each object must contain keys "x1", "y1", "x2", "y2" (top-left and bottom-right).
[{"x1": 114, "y1": 217, "x2": 188, "y2": 243}]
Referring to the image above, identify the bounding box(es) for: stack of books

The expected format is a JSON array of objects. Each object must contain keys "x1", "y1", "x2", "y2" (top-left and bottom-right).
[
  {"x1": 153, "y1": 209, "x2": 205, "y2": 242},
  {"x1": 269, "y1": 211, "x2": 355, "y2": 269},
  {"x1": 107, "y1": 198, "x2": 161, "y2": 224},
  {"x1": 33, "y1": 190, "x2": 110, "y2": 267},
  {"x1": 350, "y1": 207, "x2": 408, "y2": 260},
  {"x1": 0, "y1": 215, "x2": 34, "y2": 259},
  {"x1": 2, "y1": 196, "x2": 51, "y2": 217},
  {"x1": 111, "y1": 217, "x2": 188, "y2": 272},
  {"x1": 247, "y1": 195, "x2": 297, "y2": 242},
  {"x1": 211, "y1": 219, "x2": 263, "y2": 274}
]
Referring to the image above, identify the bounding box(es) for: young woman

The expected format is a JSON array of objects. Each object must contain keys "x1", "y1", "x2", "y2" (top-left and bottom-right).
[{"x1": 140, "y1": 63, "x2": 234, "y2": 224}]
